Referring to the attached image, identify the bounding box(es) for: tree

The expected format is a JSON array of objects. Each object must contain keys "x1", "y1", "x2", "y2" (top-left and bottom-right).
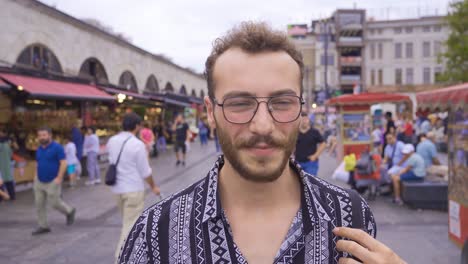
[{"x1": 438, "y1": 0, "x2": 468, "y2": 83}]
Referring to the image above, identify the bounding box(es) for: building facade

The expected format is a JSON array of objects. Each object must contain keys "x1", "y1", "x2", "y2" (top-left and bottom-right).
[
  {"x1": 365, "y1": 16, "x2": 448, "y2": 93},
  {"x1": 0, "y1": 0, "x2": 206, "y2": 97}
]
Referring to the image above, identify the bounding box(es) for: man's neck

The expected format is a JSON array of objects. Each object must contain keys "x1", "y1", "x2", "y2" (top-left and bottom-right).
[{"x1": 218, "y1": 158, "x2": 301, "y2": 213}]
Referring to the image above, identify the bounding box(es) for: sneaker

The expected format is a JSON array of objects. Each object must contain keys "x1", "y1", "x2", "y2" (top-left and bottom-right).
[
  {"x1": 176, "y1": 160, "x2": 181, "y2": 166},
  {"x1": 392, "y1": 198, "x2": 404, "y2": 206},
  {"x1": 32, "y1": 227, "x2": 51, "y2": 236},
  {"x1": 67, "y1": 208, "x2": 76, "y2": 225},
  {"x1": 85, "y1": 180, "x2": 94, "y2": 186},
  {"x1": 94, "y1": 179, "x2": 101, "y2": 184}
]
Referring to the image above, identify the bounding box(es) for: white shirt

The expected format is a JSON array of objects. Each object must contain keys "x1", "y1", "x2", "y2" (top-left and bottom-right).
[
  {"x1": 106, "y1": 131, "x2": 152, "y2": 194},
  {"x1": 83, "y1": 134, "x2": 100, "y2": 154},
  {"x1": 64, "y1": 142, "x2": 79, "y2": 165},
  {"x1": 372, "y1": 129, "x2": 382, "y2": 143}
]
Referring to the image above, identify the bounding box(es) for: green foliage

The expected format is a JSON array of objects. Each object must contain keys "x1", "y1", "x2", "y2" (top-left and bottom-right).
[{"x1": 438, "y1": 0, "x2": 468, "y2": 83}]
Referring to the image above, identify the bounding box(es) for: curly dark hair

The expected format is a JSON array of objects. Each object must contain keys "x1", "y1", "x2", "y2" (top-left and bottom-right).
[{"x1": 204, "y1": 21, "x2": 304, "y2": 99}]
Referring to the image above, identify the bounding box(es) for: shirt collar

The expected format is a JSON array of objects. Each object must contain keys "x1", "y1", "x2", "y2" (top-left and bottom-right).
[{"x1": 201, "y1": 155, "x2": 333, "y2": 227}]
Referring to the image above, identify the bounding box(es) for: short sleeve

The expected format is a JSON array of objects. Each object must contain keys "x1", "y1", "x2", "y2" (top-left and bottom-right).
[
  {"x1": 315, "y1": 130, "x2": 324, "y2": 143},
  {"x1": 135, "y1": 142, "x2": 152, "y2": 179},
  {"x1": 56, "y1": 144, "x2": 66, "y2": 161},
  {"x1": 429, "y1": 143, "x2": 437, "y2": 159}
]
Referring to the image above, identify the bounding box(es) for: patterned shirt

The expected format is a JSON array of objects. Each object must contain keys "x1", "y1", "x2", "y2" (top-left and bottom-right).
[{"x1": 119, "y1": 156, "x2": 377, "y2": 264}]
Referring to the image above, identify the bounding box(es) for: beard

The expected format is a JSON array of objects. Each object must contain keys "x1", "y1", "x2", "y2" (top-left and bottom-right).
[
  {"x1": 39, "y1": 139, "x2": 50, "y2": 145},
  {"x1": 216, "y1": 122, "x2": 299, "y2": 183}
]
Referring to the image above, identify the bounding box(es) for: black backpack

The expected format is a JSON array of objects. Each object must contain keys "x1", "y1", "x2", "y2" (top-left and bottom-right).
[{"x1": 355, "y1": 151, "x2": 376, "y2": 176}]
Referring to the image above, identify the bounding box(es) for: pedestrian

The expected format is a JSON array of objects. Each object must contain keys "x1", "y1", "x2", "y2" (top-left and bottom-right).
[
  {"x1": 64, "y1": 135, "x2": 79, "y2": 188},
  {"x1": 71, "y1": 120, "x2": 84, "y2": 178},
  {"x1": 119, "y1": 22, "x2": 405, "y2": 264},
  {"x1": 403, "y1": 116, "x2": 414, "y2": 144},
  {"x1": 0, "y1": 127, "x2": 15, "y2": 200},
  {"x1": 381, "y1": 111, "x2": 396, "y2": 157},
  {"x1": 106, "y1": 113, "x2": 161, "y2": 260},
  {"x1": 139, "y1": 122, "x2": 154, "y2": 155},
  {"x1": 390, "y1": 144, "x2": 426, "y2": 205},
  {"x1": 32, "y1": 127, "x2": 75, "y2": 235},
  {"x1": 372, "y1": 124, "x2": 383, "y2": 152},
  {"x1": 198, "y1": 118, "x2": 209, "y2": 146},
  {"x1": 172, "y1": 114, "x2": 190, "y2": 166},
  {"x1": 294, "y1": 111, "x2": 326, "y2": 176},
  {"x1": 83, "y1": 127, "x2": 101, "y2": 185}
]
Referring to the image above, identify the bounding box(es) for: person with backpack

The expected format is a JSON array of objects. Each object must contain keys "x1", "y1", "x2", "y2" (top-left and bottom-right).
[
  {"x1": 390, "y1": 144, "x2": 426, "y2": 205},
  {"x1": 106, "y1": 113, "x2": 161, "y2": 260}
]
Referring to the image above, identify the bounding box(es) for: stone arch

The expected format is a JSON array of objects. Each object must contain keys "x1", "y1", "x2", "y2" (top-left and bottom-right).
[
  {"x1": 79, "y1": 57, "x2": 108, "y2": 83},
  {"x1": 164, "y1": 82, "x2": 174, "y2": 93},
  {"x1": 191, "y1": 89, "x2": 197, "y2": 97},
  {"x1": 16, "y1": 43, "x2": 62, "y2": 73},
  {"x1": 119, "y1": 70, "x2": 138, "y2": 92},
  {"x1": 145, "y1": 74, "x2": 159, "y2": 92},
  {"x1": 179, "y1": 85, "x2": 187, "y2": 95}
]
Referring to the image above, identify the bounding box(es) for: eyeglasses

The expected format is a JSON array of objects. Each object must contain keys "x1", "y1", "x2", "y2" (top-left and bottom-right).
[{"x1": 213, "y1": 95, "x2": 304, "y2": 124}]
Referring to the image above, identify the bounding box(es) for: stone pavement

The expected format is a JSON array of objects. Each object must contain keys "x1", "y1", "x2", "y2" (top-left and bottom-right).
[{"x1": 0, "y1": 141, "x2": 462, "y2": 263}]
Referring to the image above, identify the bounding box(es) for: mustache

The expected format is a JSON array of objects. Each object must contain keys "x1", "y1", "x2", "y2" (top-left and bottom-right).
[{"x1": 237, "y1": 135, "x2": 286, "y2": 149}]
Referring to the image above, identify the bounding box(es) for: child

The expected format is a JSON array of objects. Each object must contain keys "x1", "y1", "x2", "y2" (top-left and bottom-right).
[{"x1": 64, "y1": 135, "x2": 79, "y2": 188}]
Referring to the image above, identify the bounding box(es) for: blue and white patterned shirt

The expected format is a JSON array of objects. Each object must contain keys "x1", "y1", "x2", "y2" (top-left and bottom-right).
[{"x1": 119, "y1": 156, "x2": 377, "y2": 264}]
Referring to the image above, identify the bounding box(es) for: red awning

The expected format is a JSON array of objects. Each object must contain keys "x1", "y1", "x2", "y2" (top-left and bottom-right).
[
  {"x1": 0, "y1": 78, "x2": 8, "y2": 87},
  {"x1": 327, "y1": 92, "x2": 411, "y2": 106},
  {"x1": 416, "y1": 83, "x2": 468, "y2": 111},
  {"x1": 0, "y1": 73, "x2": 114, "y2": 101}
]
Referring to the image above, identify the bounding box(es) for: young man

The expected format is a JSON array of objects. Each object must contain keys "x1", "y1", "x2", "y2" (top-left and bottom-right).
[
  {"x1": 381, "y1": 133, "x2": 406, "y2": 183},
  {"x1": 83, "y1": 127, "x2": 101, "y2": 185},
  {"x1": 172, "y1": 114, "x2": 190, "y2": 166},
  {"x1": 294, "y1": 112, "x2": 326, "y2": 176},
  {"x1": 33, "y1": 127, "x2": 75, "y2": 235},
  {"x1": 119, "y1": 22, "x2": 405, "y2": 264},
  {"x1": 391, "y1": 144, "x2": 426, "y2": 205},
  {"x1": 106, "y1": 113, "x2": 161, "y2": 259}
]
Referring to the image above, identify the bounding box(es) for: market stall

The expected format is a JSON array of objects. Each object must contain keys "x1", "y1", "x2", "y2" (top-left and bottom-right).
[
  {"x1": 327, "y1": 93, "x2": 412, "y2": 160},
  {"x1": 0, "y1": 72, "x2": 114, "y2": 183},
  {"x1": 416, "y1": 83, "x2": 468, "y2": 248}
]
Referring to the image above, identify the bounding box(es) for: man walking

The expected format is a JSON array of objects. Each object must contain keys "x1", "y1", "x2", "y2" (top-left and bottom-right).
[
  {"x1": 119, "y1": 22, "x2": 405, "y2": 264},
  {"x1": 172, "y1": 114, "x2": 190, "y2": 166},
  {"x1": 295, "y1": 112, "x2": 326, "y2": 176},
  {"x1": 32, "y1": 127, "x2": 75, "y2": 235},
  {"x1": 106, "y1": 113, "x2": 161, "y2": 260},
  {"x1": 83, "y1": 127, "x2": 101, "y2": 185}
]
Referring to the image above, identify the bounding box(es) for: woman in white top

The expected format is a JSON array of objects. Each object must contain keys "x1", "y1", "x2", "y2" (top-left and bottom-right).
[{"x1": 64, "y1": 135, "x2": 79, "y2": 187}]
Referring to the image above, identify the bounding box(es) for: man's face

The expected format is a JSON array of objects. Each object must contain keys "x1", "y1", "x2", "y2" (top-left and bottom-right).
[
  {"x1": 37, "y1": 130, "x2": 51, "y2": 145},
  {"x1": 386, "y1": 134, "x2": 395, "y2": 145},
  {"x1": 205, "y1": 48, "x2": 302, "y2": 183}
]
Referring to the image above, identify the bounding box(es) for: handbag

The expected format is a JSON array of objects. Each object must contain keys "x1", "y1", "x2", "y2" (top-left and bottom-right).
[{"x1": 105, "y1": 136, "x2": 132, "y2": 186}]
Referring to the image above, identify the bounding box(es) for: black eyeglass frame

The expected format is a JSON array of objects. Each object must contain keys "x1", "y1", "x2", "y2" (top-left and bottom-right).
[{"x1": 212, "y1": 95, "x2": 305, "y2": 124}]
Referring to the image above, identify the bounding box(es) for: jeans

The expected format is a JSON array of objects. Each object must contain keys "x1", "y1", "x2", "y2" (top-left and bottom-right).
[
  {"x1": 200, "y1": 133, "x2": 208, "y2": 145},
  {"x1": 34, "y1": 178, "x2": 73, "y2": 228},
  {"x1": 298, "y1": 160, "x2": 319, "y2": 176},
  {"x1": 157, "y1": 137, "x2": 167, "y2": 152},
  {"x1": 86, "y1": 152, "x2": 100, "y2": 182},
  {"x1": 115, "y1": 191, "x2": 145, "y2": 259}
]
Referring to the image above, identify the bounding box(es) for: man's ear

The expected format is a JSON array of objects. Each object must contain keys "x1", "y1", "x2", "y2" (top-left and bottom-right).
[{"x1": 204, "y1": 96, "x2": 216, "y2": 129}]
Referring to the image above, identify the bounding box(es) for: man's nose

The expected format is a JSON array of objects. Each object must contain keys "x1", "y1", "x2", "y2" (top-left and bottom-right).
[{"x1": 249, "y1": 102, "x2": 274, "y2": 136}]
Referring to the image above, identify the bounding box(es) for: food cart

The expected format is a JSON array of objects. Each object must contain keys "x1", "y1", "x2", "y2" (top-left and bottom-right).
[
  {"x1": 416, "y1": 83, "x2": 468, "y2": 248},
  {"x1": 327, "y1": 93, "x2": 412, "y2": 160}
]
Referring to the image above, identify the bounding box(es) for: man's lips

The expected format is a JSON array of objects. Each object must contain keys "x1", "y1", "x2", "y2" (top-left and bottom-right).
[{"x1": 244, "y1": 144, "x2": 278, "y2": 155}]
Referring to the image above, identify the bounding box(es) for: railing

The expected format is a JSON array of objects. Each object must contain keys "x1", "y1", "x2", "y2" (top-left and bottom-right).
[
  {"x1": 340, "y1": 75, "x2": 361, "y2": 82},
  {"x1": 340, "y1": 57, "x2": 362, "y2": 64},
  {"x1": 338, "y1": 37, "x2": 363, "y2": 44}
]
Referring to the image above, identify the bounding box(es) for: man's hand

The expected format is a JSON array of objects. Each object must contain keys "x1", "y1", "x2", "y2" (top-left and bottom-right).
[
  {"x1": 309, "y1": 154, "x2": 318, "y2": 162},
  {"x1": 151, "y1": 186, "x2": 161, "y2": 196},
  {"x1": 53, "y1": 177, "x2": 63, "y2": 185},
  {"x1": 333, "y1": 227, "x2": 407, "y2": 264}
]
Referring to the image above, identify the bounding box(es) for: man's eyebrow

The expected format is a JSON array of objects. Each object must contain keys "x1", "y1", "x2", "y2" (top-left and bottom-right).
[{"x1": 221, "y1": 89, "x2": 298, "y2": 100}]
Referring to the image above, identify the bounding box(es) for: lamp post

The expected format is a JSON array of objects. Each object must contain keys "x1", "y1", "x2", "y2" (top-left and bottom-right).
[{"x1": 321, "y1": 20, "x2": 332, "y2": 124}]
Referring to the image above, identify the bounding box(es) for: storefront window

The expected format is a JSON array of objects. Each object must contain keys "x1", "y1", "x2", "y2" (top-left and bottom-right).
[{"x1": 16, "y1": 44, "x2": 62, "y2": 73}]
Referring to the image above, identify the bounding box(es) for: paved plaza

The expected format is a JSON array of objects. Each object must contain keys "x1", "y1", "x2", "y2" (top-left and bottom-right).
[{"x1": 0, "y1": 140, "x2": 461, "y2": 264}]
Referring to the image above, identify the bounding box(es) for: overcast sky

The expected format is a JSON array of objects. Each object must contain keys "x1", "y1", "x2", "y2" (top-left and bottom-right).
[{"x1": 39, "y1": 0, "x2": 451, "y2": 73}]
